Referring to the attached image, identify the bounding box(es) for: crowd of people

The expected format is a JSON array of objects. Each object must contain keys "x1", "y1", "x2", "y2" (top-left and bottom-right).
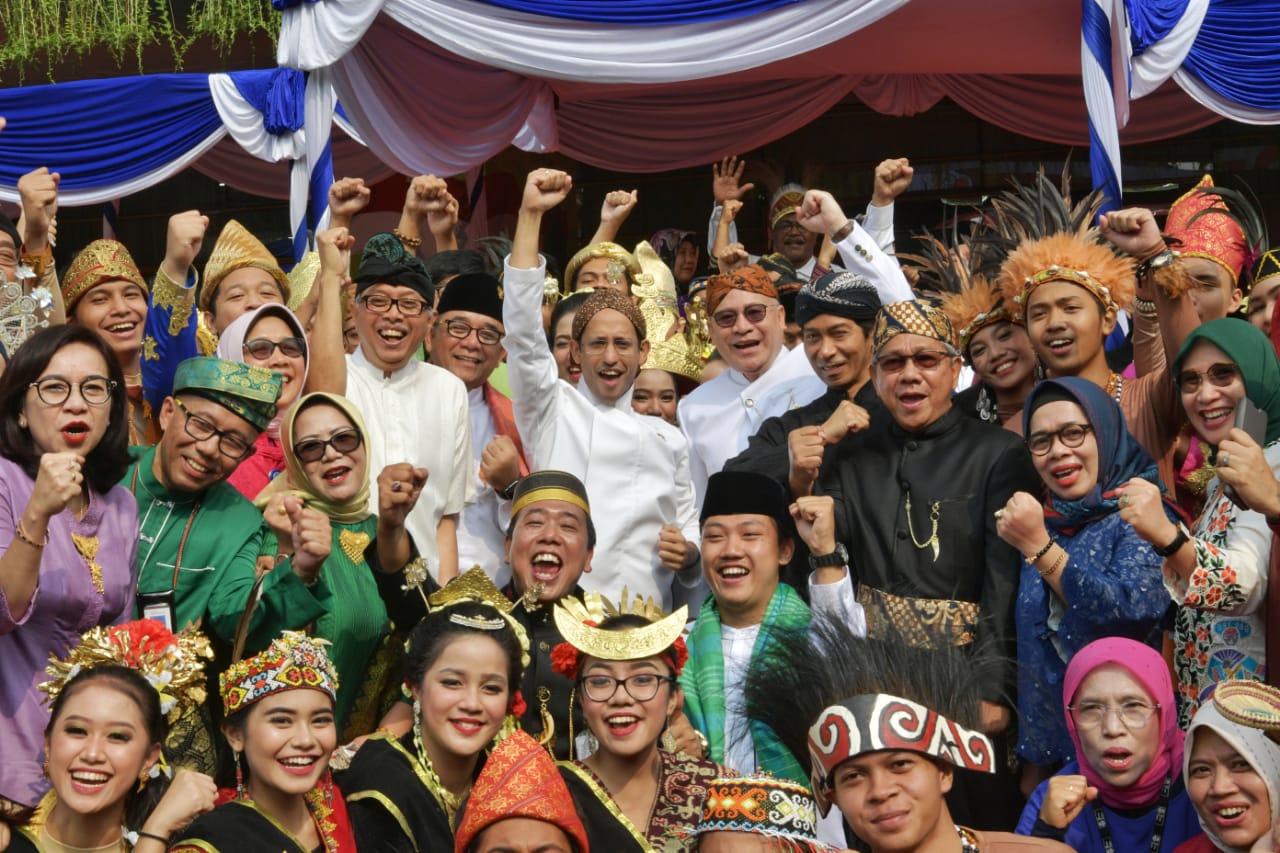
[{"x1": 2, "y1": 145, "x2": 1280, "y2": 853}]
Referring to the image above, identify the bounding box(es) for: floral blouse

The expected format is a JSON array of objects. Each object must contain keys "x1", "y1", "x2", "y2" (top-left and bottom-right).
[{"x1": 1165, "y1": 441, "x2": 1280, "y2": 727}]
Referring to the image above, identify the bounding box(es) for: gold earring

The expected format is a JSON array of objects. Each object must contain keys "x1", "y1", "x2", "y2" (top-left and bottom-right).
[{"x1": 18, "y1": 414, "x2": 27, "y2": 429}]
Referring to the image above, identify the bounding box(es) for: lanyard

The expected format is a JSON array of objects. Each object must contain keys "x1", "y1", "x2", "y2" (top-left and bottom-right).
[
  {"x1": 131, "y1": 466, "x2": 202, "y2": 591},
  {"x1": 1093, "y1": 775, "x2": 1171, "y2": 853}
]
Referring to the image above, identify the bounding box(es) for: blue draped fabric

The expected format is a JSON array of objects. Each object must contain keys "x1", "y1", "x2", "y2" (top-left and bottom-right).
[
  {"x1": 1181, "y1": 0, "x2": 1280, "y2": 110},
  {"x1": 0, "y1": 74, "x2": 222, "y2": 191},
  {"x1": 1127, "y1": 0, "x2": 1189, "y2": 54},
  {"x1": 229, "y1": 68, "x2": 306, "y2": 135},
  {"x1": 1082, "y1": 0, "x2": 1121, "y2": 214}
]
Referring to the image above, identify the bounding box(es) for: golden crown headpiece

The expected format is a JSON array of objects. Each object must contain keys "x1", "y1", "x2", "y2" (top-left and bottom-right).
[
  {"x1": 552, "y1": 589, "x2": 688, "y2": 671},
  {"x1": 632, "y1": 241, "x2": 708, "y2": 382},
  {"x1": 42, "y1": 620, "x2": 213, "y2": 725},
  {"x1": 428, "y1": 566, "x2": 530, "y2": 668}
]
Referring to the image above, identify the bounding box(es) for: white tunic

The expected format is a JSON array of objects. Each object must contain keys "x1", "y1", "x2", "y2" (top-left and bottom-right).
[
  {"x1": 456, "y1": 386, "x2": 514, "y2": 586},
  {"x1": 344, "y1": 349, "x2": 474, "y2": 574},
  {"x1": 502, "y1": 257, "x2": 703, "y2": 611}
]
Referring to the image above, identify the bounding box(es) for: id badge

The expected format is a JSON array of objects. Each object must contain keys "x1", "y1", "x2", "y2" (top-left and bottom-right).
[{"x1": 138, "y1": 589, "x2": 176, "y2": 631}]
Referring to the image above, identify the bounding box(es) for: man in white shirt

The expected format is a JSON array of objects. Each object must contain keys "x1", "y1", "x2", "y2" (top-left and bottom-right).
[
  {"x1": 341, "y1": 233, "x2": 473, "y2": 582},
  {"x1": 428, "y1": 272, "x2": 529, "y2": 585},
  {"x1": 502, "y1": 168, "x2": 702, "y2": 611}
]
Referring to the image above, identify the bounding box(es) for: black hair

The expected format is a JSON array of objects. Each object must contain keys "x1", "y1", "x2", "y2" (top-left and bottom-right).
[
  {"x1": 0, "y1": 324, "x2": 131, "y2": 492},
  {"x1": 45, "y1": 665, "x2": 172, "y2": 830},
  {"x1": 468, "y1": 823, "x2": 582, "y2": 853},
  {"x1": 423, "y1": 250, "x2": 487, "y2": 287},
  {"x1": 405, "y1": 601, "x2": 525, "y2": 693},
  {"x1": 546, "y1": 292, "x2": 591, "y2": 352}
]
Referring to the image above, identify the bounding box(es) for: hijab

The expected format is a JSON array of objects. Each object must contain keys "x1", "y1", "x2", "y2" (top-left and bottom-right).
[
  {"x1": 1025, "y1": 376, "x2": 1163, "y2": 533},
  {"x1": 1173, "y1": 318, "x2": 1280, "y2": 446},
  {"x1": 1063, "y1": 637, "x2": 1184, "y2": 810},
  {"x1": 215, "y1": 303, "x2": 310, "y2": 417},
  {"x1": 254, "y1": 392, "x2": 371, "y2": 525},
  {"x1": 1185, "y1": 700, "x2": 1280, "y2": 852}
]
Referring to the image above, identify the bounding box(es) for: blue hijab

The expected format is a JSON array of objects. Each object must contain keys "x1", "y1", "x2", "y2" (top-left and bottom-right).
[{"x1": 1023, "y1": 377, "x2": 1163, "y2": 533}]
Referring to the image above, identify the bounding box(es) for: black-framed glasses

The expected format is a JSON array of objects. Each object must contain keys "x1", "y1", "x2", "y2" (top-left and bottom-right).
[
  {"x1": 712, "y1": 303, "x2": 771, "y2": 329},
  {"x1": 243, "y1": 337, "x2": 305, "y2": 360},
  {"x1": 293, "y1": 428, "x2": 363, "y2": 463},
  {"x1": 1026, "y1": 423, "x2": 1093, "y2": 456},
  {"x1": 358, "y1": 293, "x2": 429, "y2": 317},
  {"x1": 1176, "y1": 363, "x2": 1240, "y2": 394},
  {"x1": 173, "y1": 398, "x2": 255, "y2": 460},
  {"x1": 874, "y1": 350, "x2": 952, "y2": 374},
  {"x1": 1068, "y1": 701, "x2": 1160, "y2": 730},
  {"x1": 441, "y1": 318, "x2": 502, "y2": 346},
  {"x1": 580, "y1": 673, "x2": 675, "y2": 703},
  {"x1": 29, "y1": 375, "x2": 116, "y2": 406}
]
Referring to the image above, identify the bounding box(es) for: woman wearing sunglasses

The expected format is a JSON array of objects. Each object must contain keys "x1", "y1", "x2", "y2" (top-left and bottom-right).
[
  {"x1": 215, "y1": 303, "x2": 324, "y2": 499},
  {"x1": 1119, "y1": 318, "x2": 1280, "y2": 726},
  {"x1": 254, "y1": 391, "x2": 429, "y2": 736},
  {"x1": 996, "y1": 377, "x2": 1177, "y2": 794}
]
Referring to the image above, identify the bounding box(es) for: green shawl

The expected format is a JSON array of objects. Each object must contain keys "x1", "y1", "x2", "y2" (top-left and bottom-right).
[
  {"x1": 1173, "y1": 318, "x2": 1280, "y2": 445},
  {"x1": 679, "y1": 585, "x2": 809, "y2": 785}
]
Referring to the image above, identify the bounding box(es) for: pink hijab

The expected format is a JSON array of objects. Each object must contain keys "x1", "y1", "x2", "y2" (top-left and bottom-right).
[{"x1": 1063, "y1": 637, "x2": 1185, "y2": 809}]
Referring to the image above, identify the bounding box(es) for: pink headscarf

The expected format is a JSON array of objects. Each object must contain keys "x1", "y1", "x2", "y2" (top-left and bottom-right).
[{"x1": 1063, "y1": 637, "x2": 1184, "y2": 810}]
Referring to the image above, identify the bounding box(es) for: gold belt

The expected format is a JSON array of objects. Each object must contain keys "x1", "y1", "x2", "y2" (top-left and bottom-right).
[{"x1": 856, "y1": 584, "x2": 980, "y2": 649}]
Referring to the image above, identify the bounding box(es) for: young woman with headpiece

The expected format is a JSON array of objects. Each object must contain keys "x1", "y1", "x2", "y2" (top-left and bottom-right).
[
  {"x1": 6, "y1": 619, "x2": 216, "y2": 853},
  {"x1": 550, "y1": 593, "x2": 724, "y2": 852},
  {"x1": 338, "y1": 568, "x2": 529, "y2": 853}
]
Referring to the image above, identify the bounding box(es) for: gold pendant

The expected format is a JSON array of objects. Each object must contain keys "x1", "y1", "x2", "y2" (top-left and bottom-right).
[
  {"x1": 70, "y1": 533, "x2": 105, "y2": 596},
  {"x1": 338, "y1": 530, "x2": 371, "y2": 564},
  {"x1": 931, "y1": 537, "x2": 940, "y2": 562},
  {"x1": 521, "y1": 581, "x2": 547, "y2": 612}
]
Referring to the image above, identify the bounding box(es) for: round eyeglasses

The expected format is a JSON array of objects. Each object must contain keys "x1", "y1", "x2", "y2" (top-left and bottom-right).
[
  {"x1": 1026, "y1": 424, "x2": 1093, "y2": 457},
  {"x1": 29, "y1": 376, "x2": 116, "y2": 406},
  {"x1": 580, "y1": 673, "x2": 675, "y2": 703},
  {"x1": 1068, "y1": 701, "x2": 1160, "y2": 730}
]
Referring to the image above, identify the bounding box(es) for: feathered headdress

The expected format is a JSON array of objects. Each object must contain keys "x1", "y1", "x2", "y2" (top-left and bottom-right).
[{"x1": 901, "y1": 234, "x2": 1008, "y2": 358}]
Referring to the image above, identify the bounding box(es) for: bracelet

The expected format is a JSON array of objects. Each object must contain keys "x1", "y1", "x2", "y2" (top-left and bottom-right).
[
  {"x1": 1025, "y1": 540, "x2": 1053, "y2": 564},
  {"x1": 133, "y1": 831, "x2": 170, "y2": 845},
  {"x1": 1132, "y1": 296, "x2": 1156, "y2": 315},
  {"x1": 830, "y1": 220, "x2": 855, "y2": 243},
  {"x1": 393, "y1": 227, "x2": 423, "y2": 249},
  {"x1": 1037, "y1": 547, "x2": 1067, "y2": 580},
  {"x1": 15, "y1": 518, "x2": 48, "y2": 549}
]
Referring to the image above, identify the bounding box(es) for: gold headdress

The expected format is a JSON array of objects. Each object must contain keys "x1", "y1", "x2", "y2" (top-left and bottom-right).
[
  {"x1": 428, "y1": 566, "x2": 530, "y2": 668},
  {"x1": 42, "y1": 620, "x2": 213, "y2": 724},
  {"x1": 201, "y1": 219, "x2": 290, "y2": 313},
  {"x1": 550, "y1": 590, "x2": 688, "y2": 678},
  {"x1": 562, "y1": 241, "x2": 642, "y2": 298},
  {"x1": 286, "y1": 251, "x2": 322, "y2": 312},
  {"x1": 633, "y1": 240, "x2": 708, "y2": 382},
  {"x1": 0, "y1": 275, "x2": 53, "y2": 356}
]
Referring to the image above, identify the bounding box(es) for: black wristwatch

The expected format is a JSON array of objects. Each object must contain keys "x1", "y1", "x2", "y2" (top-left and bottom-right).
[
  {"x1": 1154, "y1": 522, "x2": 1191, "y2": 557},
  {"x1": 809, "y1": 543, "x2": 848, "y2": 570}
]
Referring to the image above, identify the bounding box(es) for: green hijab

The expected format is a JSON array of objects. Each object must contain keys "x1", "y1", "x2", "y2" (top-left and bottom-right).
[
  {"x1": 1173, "y1": 318, "x2": 1280, "y2": 445},
  {"x1": 254, "y1": 391, "x2": 372, "y2": 524}
]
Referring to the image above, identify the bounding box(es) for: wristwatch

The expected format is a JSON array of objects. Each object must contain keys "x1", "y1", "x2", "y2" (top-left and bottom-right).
[
  {"x1": 1154, "y1": 522, "x2": 1191, "y2": 557},
  {"x1": 809, "y1": 542, "x2": 848, "y2": 570}
]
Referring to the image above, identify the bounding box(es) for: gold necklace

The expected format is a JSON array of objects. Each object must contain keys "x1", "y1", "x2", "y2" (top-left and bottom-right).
[
  {"x1": 412, "y1": 702, "x2": 462, "y2": 822},
  {"x1": 905, "y1": 491, "x2": 941, "y2": 561},
  {"x1": 1104, "y1": 371, "x2": 1123, "y2": 403}
]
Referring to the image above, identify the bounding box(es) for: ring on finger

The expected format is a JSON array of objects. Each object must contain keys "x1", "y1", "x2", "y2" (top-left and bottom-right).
[
  {"x1": 1221, "y1": 452, "x2": 1231, "y2": 467},
  {"x1": 1119, "y1": 494, "x2": 1130, "y2": 507},
  {"x1": 392, "y1": 480, "x2": 403, "y2": 493}
]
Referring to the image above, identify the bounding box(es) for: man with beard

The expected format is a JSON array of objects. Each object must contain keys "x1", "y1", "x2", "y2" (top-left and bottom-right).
[{"x1": 503, "y1": 168, "x2": 701, "y2": 611}]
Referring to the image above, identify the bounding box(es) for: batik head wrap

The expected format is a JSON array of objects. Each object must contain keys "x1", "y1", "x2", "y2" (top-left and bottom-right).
[
  {"x1": 871, "y1": 299, "x2": 957, "y2": 355},
  {"x1": 1063, "y1": 638, "x2": 1183, "y2": 810},
  {"x1": 1173, "y1": 318, "x2": 1280, "y2": 446},
  {"x1": 354, "y1": 233, "x2": 433, "y2": 300},
  {"x1": 201, "y1": 220, "x2": 290, "y2": 313},
  {"x1": 253, "y1": 392, "x2": 372, "y2": 525},
  {"x1": 220, "y1": 631, "x2": 339, "y2": 717},
  {"x1": 695, "y1": 775, "x2": 838, "y2": 853},
  {"x1": 1166, "y1": 174, "x2": 1249, "y2": 285},
  {"x1": 452, "y1": 730, "x2": 589, "y2": 853},
  {"x1": 62, "y1": 239, "x2": 149, "y2": 314},
  {"x1": 795, "y1": 271, "x2": 882, "y2": 327},
  {"x1": 172, "y1": 356, "x2": 282, "y2": 432},
  {"x1": 1184, "y1": 684, "x2": 1280, "y2": 853},
  {"x1": 569, "y1": 286, "x2": 646, "y2": 342},
  {"x1": 1024, "y1": 377, "x2": 1168, "y2": 533},
  {"x1": 705, "y1": 264, "x2": 778, "y2": 315}
]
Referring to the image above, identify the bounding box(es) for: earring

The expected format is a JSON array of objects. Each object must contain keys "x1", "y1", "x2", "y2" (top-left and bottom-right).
[
  {"x1": 41, "y1": 756, "x2": 49, "y2": 779},
  {"x1": 233, "y1": 750, "x2": 246, "y2": 799},
  {"x1": 18, "y1": 414, "x2": 27, "y2": 429},
  {"x1": 136, "y1": 771, "x2": 147, "y2": 793},
  {"x1": 585, "y1": 729, "x2": 599, "y2": 756}
]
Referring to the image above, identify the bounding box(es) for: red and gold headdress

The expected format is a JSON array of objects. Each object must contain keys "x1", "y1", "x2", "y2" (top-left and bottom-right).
[
  {"x1": 550, "y1": 590, "x2": 688, "y2": 680},
  {"x1": 1166, "y1": 174, "x2": 1248, "y2": 285},
  {"x1": 62, "y1": 239, "x2": 149, "y2": 315},
  {"x1": 42, "y1": 619, "x2": 212, "y2": 724},
  {"x1": 220, "y1": 631, "x2": 339, "y2": 717}
]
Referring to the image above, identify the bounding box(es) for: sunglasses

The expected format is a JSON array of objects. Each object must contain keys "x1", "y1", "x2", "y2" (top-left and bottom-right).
[
  {"x1": 712, "y1": 303, "x2": 771, "y2": 329},
  {"x1": 293, "y1": 428, "x2": 363, "y2": 463},
  {"x1": 874, "y1": 350, "x2": 952, "y2": 374},
  {"x1": 243, "y1": 337, "x2": 306, "y2": 360},
  {"x1": 1175, "y1": 363, "x2": 1239, "y2": 394}
]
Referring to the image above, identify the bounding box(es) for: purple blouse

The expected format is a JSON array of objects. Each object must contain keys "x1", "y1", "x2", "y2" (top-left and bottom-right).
[{"x1": 0, "y1": 455, "x2": 139, "y2": 807}]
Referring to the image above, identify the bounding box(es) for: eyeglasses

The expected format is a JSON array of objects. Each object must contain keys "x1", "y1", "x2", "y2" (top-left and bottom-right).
[
  {"x1": 1026, "y1": 423, "x2": 1093, "y2": 456},
  {"x1": 243, "y1": 337, "x2": 305, "y2": 360},
  {"x1": 1176, "y1": 363, "x2": 1240, "y2": 394},
  {"x1": 773, "y1": 218, "x2": 806, "y2": 233},
  {"x1": 358, "y1": 293, "x2": 429, "y2": 317},
  {"x1": 293, "y1": 428, "x2": 363, "y2": 463},
  {"x1": 874, "y1": 350, "x2": 952, "y2": 374},
  {"x1": 29, "y1": 376, "x2": 116, "y2": 406},
  {"x1": 1068, "y1": 701, "x2": 1160, "y2": 730},
  {"x1": 581, "y1": 337, "x2": 638, "y2": 356},
  {"x1": 441, "y1": 318, "x2": 502, "y2": 346},
  {"x1": 172, "y1": 398, "x2": 255, "y2": 460},
  {"x1": 580, "y1": 673, "x2": 675, "y2": 703},
  {"x1": 712, "y1": 303, "x2": 771, "y2": 329}
]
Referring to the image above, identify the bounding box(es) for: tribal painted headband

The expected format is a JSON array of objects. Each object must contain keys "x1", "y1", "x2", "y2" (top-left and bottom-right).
[
  {"x1": 220, "y1": 632, "x2": 339, "y2": 717},
  {"x1": 807, "y1": 693, "x2": 996, "y2": 814}
]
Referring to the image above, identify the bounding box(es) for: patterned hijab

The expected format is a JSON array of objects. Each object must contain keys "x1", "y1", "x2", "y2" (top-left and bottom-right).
[
  {"x1": 1025, "y1": 377, "x2": 1164, "y2": 532},
  {"x1": 1174, "y1": 318, "x2": 1280, "y2": 446},
  {"x1": 255, "y1": 392, "x2": 371, "y2": 525}
]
